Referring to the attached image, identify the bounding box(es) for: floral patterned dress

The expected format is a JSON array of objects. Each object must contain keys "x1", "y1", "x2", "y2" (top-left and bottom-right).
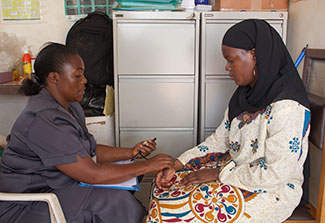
[{"x1": 146, "y1": 99, "x2": 310, "y2": 223}]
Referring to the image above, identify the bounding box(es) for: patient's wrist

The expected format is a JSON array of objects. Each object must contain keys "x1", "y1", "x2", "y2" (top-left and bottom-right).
[{"x1": 174, "y1": 159, "x2": 184, "y2": 171}]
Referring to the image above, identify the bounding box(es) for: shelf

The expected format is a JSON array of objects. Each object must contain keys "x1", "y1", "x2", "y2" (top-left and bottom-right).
[{"x1": 0, "y1": 81, "x2": 22, "y2": 94}]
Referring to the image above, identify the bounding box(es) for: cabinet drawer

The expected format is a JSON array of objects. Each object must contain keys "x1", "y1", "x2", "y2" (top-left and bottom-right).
[
  {"x1": 119, "y1": 130, "x2": 195, "y2": 158},
  {"x1": 116, "y1": 22, "x2": 195, "y2": 75},
  {"x1": 205, "y1": 77, "x2": 237, "y2": 128},
  {"x1": 118, "y1": 76, "x2": 195, "y2": 128},
  {"x1": 205, "y1": 22, "x2": 234, "y2": 75}
]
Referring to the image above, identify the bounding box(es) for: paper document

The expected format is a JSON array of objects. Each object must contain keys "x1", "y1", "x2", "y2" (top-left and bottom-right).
[{"x1": 79, "y1": 159, "x2": 140, "y2": 191}]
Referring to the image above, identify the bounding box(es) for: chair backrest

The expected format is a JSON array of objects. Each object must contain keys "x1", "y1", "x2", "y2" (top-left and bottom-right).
[
  {"x1": 302, "y1": 48, "x2": 325, "y2": 151},
  {"x1": 302, "y1": 48, "x2": 325, "y2": 223},
  {"x1": 0, "y1": 137, "x2": 66, "y2": 222},
  {"x1": 308, "y1": 93, "x2": 325, "y2": 151}
]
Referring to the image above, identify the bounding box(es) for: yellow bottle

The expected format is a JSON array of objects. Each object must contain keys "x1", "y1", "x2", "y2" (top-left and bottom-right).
[{"x1": 12, "y1": 69, "x2": 19, "y2": 81}]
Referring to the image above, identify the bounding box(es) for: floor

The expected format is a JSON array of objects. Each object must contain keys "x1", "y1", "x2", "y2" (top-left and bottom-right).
[
  {"x1": 134, "y1": 174, "x2": 155, "y2": 223},
  {"x1": 134, "y1": 174, "x2": 154, "y2": 210}
]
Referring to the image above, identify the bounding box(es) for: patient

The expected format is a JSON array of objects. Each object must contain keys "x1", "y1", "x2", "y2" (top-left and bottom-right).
[
  {"x1": 0, "y1": 42, "x2": 174, "y2": 223},
  {"x1": 148, "y1": 19, "x2": 310, "y2": 223}
]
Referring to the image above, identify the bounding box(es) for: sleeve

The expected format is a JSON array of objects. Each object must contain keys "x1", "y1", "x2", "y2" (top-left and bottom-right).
[
  {"x1": 178, "y1": 108, "x2": 231, "y2": 165},
  {"x1": 88, "y1": 132, "x2": 97, "y2": 158},
  {"x1": 70, "y1": 101, "x2": 97, "y2": 157},
  {"x1": 219, "y1": 104, "x2": 311, "y2": 192},
  {"x1": 27, "y1": 109, "x2": 90, "y2": 167}
]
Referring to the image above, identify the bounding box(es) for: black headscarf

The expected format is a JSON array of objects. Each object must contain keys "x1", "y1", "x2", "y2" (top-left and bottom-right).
[{"x1": 222, "y1": 19, "x2": 309, "y2": 122}]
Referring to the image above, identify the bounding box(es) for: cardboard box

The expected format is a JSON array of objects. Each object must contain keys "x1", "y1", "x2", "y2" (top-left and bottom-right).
[
  {"x1": 86, "y1": 116, "x2": 115, "y2": 147},
  {"x1": 0, "y1": 71, "x2": 13, "y2": 84},
  {"x1": 213, "y1": 0, "x2": 288, "y2": 11}
]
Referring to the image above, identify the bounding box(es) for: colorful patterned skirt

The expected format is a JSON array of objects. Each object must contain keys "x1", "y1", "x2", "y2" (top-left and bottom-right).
[
  {"x1": 145, "y1": 153, "x2": 300, "y2": 223},
  {"x1": 145, "y1": 169, "x2": 256, "y2": 223}
]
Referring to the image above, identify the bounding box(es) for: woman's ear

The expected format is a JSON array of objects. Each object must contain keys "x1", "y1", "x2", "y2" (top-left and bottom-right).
[{"x1": 47, "y1": 72, "x2": 59, "y2": 84}]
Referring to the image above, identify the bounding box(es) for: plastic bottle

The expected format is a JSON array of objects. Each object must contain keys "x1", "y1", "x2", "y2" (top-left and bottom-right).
[{"x1": 22, "y1": 46, "x2": 32, "y2": 79}]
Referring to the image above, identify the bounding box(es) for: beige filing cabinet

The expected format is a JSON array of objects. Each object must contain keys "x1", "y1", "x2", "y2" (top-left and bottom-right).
[
  {"x1": 113, "y1": 11, "x2": 200, "y2": 158},
  {"x1": 199, "y1": 11, "x2": 288, "y2": 142}
]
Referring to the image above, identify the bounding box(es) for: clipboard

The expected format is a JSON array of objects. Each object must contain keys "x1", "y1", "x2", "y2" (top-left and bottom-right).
[
  {"x1": 79, "y1": 159, "x2": 140, "y2": 191},
  {"x1": 79, "y1": 177, "x2": 140, "y2": 191}
]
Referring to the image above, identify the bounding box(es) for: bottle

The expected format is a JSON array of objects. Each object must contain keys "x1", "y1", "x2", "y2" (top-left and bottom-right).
[{"x1": 22, "y1": 46, "x2": 32, "y2": 79}]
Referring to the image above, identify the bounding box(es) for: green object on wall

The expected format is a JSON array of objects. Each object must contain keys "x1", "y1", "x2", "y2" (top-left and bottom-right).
[{"x1": 65, "y1": 0, "x2": 114, "y2": 18}]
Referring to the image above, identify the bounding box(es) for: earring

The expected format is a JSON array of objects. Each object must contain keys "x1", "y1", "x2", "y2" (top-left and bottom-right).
[{"x1": 253, "y1": 69, "x2": 256, "y2": 76}]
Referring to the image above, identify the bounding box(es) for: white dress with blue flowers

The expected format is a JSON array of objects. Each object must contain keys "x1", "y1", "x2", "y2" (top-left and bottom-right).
[{"x1": 176, "y1": 99, "x2": 310, "y2": 223}]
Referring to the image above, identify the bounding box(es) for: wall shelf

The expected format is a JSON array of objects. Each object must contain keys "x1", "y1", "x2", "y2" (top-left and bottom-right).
[{"x1": 0, "y1": 81, "x2": 22, "y2": 94}]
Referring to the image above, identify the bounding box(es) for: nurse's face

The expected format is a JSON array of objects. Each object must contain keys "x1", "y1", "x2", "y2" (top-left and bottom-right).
[
  {"x1": 57, "y1": 54, "x2": 87, "y2": 102},
  {"x1": 222, "y1": 45, "x2": 257, "y2": 87}
]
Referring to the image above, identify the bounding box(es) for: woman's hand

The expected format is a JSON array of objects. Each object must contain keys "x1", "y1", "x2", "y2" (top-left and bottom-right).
[
  {"x1": 155, "y1": 167, "x2": 175, "y2": 190},
  {"x1": 180, "y1": 168, "x2": 220, "y2": 187},
  {"x1": 155, "y1": 159, "x2": 184, "y2": 190},
  {"x1": 132, "y1": 139, "x2": 156, "y2": 158},
  {"x1": 145, "y1": 154, "x2": 174, "y2": 173}
]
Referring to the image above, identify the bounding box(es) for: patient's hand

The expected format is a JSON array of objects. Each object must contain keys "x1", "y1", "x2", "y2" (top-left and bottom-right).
[
  {"x1": 155, "y1": 168, "x2": 175, "y2": 190},
  {"x1": 180, "y1": 168, "x2": 220, "y2": 187}
]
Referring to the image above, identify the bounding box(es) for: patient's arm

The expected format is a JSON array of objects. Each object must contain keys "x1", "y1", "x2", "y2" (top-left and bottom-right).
[
  {"x1": 184, "y1": 152, "x2": 230, "y2": 170},
  {"x1": 180, "y1": 168, "x2": 220, "y2": 186}
]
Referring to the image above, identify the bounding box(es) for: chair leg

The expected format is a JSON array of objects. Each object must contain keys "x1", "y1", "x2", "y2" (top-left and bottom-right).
[{"x1": 316, "y1": 136, "x2": 325, "y2": 223}]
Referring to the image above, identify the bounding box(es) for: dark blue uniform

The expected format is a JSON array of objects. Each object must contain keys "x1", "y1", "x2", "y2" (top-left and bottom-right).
[{"x1": 0, "y1": 89, "x2": 145, "y2": 223}]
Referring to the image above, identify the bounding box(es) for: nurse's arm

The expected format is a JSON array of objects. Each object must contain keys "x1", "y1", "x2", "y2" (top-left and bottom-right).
[{"x1": 56, "y1": 153, "x2": 174, "y2": 185}]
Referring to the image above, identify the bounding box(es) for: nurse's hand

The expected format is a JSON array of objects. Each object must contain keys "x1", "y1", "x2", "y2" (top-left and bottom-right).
[
  {"x1": 155, "y1": 159, "x2": 184, "y2": 190},
  {"x1": 155, "y1": 167, "x2": 175, "y2": 190},
  {"x1": 146, "y1": 154, "x2": 174, "y2": 172},
  {"x1": 180, "y1": 168, "x2": 220, "y2": 187},
  {"x1": 132, "y1": 138, "x2": 156, "y2": 158}
]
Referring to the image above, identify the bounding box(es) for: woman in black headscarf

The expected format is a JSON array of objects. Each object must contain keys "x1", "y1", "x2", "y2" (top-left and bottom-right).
[
  {"x1": 223, "y1": 19, "x2": 309, "y2": 121},
  {"x1": 151, "y1": 19, "x2": 311, "y2": 223}
]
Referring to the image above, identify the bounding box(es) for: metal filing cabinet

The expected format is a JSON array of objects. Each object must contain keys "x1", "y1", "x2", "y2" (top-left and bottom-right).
[
  {"x1": 199, "y1": 11, "x2": 288, "y2": 142},
  {"x1": 113, "y1": 11, "x2": 200, "y2": 158}
]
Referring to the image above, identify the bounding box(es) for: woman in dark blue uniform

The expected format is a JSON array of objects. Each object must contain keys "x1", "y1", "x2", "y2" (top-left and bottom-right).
[{"x1": 0, "y1": 42, "x2": 174, "y2": 223}]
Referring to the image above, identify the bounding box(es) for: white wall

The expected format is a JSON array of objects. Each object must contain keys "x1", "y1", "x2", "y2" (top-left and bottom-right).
[
  {"x1": 0, "y1": 94, "x2": 27, "y2": 136},
  {"x1": 0, "y1": 0, "x2": 75, "y2": 57},
  {"x1": 0, "y1": 0, "x2": 76, "y2": 136},
  {"x1": 287, "y1": 0, "x2": 325, "y2": 73}
]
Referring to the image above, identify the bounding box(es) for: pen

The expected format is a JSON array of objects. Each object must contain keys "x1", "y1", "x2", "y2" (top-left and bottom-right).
[
  {"x1": 131, "y1": 137, "x2": 157, "y2": 162},
  {"x1": 294, "y1": 44, "x2": 308, "y2": 68}
]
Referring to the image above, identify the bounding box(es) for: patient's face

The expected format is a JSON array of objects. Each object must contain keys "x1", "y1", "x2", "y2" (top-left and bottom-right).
[{"x1": 222, "y1": 45, "x2": 257, "y2": 87}]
